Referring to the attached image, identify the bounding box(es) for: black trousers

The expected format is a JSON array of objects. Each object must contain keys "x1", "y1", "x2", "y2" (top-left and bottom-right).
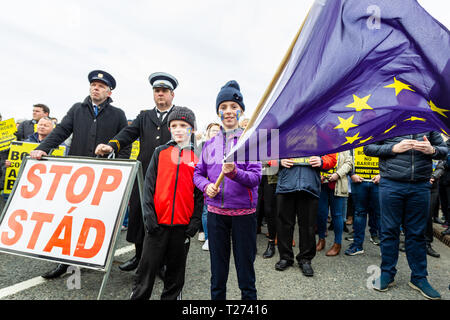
[
  {"x1": 256, "y1": 176, "x2": 278, "y2": 239},
  {"x1": 276, "y1": 191, "x2": 318, "y2": 263},
  {"x1": 439, "y1": 183, "x2": 450, "y2": 222},
  {"x1": 131, "y1": 226, "x2": 189, "y2": 300},
  {"x1": 425, "y1": 183, "x2": 439, "y2": 243}
]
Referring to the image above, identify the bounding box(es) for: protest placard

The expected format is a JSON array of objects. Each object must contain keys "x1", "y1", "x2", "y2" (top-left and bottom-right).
[
  {"x1": 353, "y1": 146, "x2": 379, "y2": 180},
  {"x1": 3, "y1": 141, "x2": 66, "y2": 194},
  {"x1": 0, "y1": 118, "x2": 17, "y2": 152},
  {"x1": 130, "y1": 140, "x2": 140, "y2": 160},
  {"x1": 0, "y1": 156, "x2": 139, "y2": 270}
]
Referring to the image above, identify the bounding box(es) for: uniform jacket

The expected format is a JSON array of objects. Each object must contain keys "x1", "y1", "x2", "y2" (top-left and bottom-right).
[
  {"x1": 142, "y1": 140, "x2": 203, "y2": 237},
  {"x1": 276, "y1": 154, "x2": 337, "y2": 198},
  {"x1": 193, "y1": 127, "x2": 262, "y2": 209},
  {"x1": 363, "y1": 132, "x2": 447, "y2": 182},
  {"x1": 107, "y1": 107, "x2": 175, "y2": 173},
  {"x1": 36, "y1": 96, "x2": 131, "y2": 158}
]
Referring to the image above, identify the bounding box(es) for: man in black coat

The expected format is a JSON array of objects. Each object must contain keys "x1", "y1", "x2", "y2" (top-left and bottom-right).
[
  {"x1": 95, "y1": 72, "x2": 182, "y2": 272},
  {"x1": 30, "y1": 70, "x2": 131, "y2": 278}
]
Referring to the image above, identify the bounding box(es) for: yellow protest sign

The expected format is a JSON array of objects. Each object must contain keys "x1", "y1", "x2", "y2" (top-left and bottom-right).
[
  {"x1": 291, "y1": 157, "x2": 310, "y2": 166},
  {"x1": 0, "y1": 118, "x2": 17, "y2": 152},
  {"x1": 354, "y1": 146, "x2": 379, "y2": 180},
  {"x1": 3, "y1": 141, "x2": 66, "y2": 194},
  {"x1": 130, "y1": 140, "x2": 140, "y2": 160}
]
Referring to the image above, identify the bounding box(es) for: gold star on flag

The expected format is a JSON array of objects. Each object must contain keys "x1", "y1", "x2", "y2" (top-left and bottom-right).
[
  {"x1": 384, "y1": 77, "x2": 415, "y2": 96},
  {"x1": 429, "y1": 100, "x2": 449, "y2": 118},
  {"x1": 383, "y1": 124, "x2": 397, "y2": 134},
  {"x1": 345, "y1": 95, "x2": 373, "y2": 112},
  {"x1": 358, "y1": 136, "x2": 374, "y2": 144},
  {"x1": 442, "y1": 128, "x2": 449, "y2": 136},
  {"x1": 403, "y1": 116, "x2": 426, "y2": 122},
  {"x1": 342, "y1": 132, "x2": 362, "y2": 145},
  {"x1": 334, "y1": 115, "x2": 358, "y2": 133}
]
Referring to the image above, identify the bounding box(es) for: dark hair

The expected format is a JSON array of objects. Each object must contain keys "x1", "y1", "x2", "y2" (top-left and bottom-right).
[{"x1": 33, "y1": 103, "x2": 50, "y2": 115}]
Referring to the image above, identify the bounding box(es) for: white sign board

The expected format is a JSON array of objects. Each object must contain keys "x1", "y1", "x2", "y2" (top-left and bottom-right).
[{"x1": 0, "y1": 156, "x2": 139, "y2": 270}]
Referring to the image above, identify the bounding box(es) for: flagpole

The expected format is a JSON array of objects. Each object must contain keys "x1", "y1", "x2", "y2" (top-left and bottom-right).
[{"x1": 213, "y1": 9, "x2": 311, "y2": 190}]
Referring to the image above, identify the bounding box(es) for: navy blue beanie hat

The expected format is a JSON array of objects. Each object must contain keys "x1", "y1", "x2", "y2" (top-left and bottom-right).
[{"x1": 215, "y1": 80, "x2": 245, "y2": 114}]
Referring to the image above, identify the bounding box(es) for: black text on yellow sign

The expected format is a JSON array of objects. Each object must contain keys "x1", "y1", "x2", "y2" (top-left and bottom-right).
[
  {"x1": 3, "y1": 141, "x2": 66, "y2": 194},
  {"x1": 353, "y1": 146, "x2": 379, "y2": 180},
  {"x1": 0, "y1": 118, "x2": 17, "y2": 152}
]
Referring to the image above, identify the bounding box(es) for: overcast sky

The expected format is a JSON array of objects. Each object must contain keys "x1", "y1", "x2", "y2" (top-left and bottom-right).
[{"x1": 0, "y1": 0, "x2": 449, "y2": 133}]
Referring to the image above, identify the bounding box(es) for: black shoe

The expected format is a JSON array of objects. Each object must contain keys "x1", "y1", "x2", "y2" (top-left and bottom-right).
[
  {"x1": 426, "y1": 244, "x2": 440, "y2": 258},
  {"x1": 299, "y1": 261, "x2": 314, "y2": 277},
  {"x1": 275, "y1": 259, "x2": 293, "y2": 271},
  {"x1": 442, "y1": 228, "x2": 450, "y2": 236},
  {"x1": 119, "y1": 256, "x2": 140, "y2": 271},
  {"x1": 263, "y1": 241, "x2": 276, "y2": 259},
  {"x1": 345, "y1": 231, "x2": 354, "y2": 241},
  {"x1": 343, "y1": 224, "x2": 349, "y2": 233},
  {"x1": 41, "y1": 264, "x2": 69, "y2": 279}
]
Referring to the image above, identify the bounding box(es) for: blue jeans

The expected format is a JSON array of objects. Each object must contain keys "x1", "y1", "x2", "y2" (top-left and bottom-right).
[
  {"x1": 207, "y1": 211, "x2": 257, "y2": 300},
  {"x1": 202, "y1": 204, "x2": 208, "y2": 240},
  {"x1": 378, "y1": 178, "x2": 430, "y2": 281},
  {"x1": 351, "y1": 181, "x2": 380, "y2": 249},
  {"x1": 317, "y1": 185, "x2": 345, "y2": 244}
]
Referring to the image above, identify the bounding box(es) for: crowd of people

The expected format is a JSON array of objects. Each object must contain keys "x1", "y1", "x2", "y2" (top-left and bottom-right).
[{"x1": 0, "y1": 69, "x2": 449, "y2": 301}]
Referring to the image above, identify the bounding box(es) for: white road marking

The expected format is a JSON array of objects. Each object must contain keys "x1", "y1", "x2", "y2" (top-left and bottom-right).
[{"x1": 0, "y1": 244, "x2": 135, "y2": 299}]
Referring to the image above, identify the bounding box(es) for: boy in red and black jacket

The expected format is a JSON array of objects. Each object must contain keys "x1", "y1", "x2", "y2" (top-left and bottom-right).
[{"x1": 130, "y1": 106, "x2": 203, "y2": 300}]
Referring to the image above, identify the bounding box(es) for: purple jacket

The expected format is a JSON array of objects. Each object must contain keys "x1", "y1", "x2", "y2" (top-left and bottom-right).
[{"x1": 193, "y1": 128, "x2": 262, "y2": 209}]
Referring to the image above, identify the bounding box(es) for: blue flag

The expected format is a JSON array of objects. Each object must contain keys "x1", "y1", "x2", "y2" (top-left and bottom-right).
[{"x1": 227, "y1": 0, "x2": 450, "y2": 161}]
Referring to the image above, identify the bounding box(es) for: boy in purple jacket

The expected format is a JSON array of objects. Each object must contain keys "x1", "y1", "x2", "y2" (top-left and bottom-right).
[{"x1": 194, "y1": 80, "x2": 262, "y2": 300}]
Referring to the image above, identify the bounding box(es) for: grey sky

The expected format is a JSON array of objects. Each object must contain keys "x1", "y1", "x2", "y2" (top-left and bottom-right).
[{"x1": 0, "y1": 0, "x2": 448, "y2": 133}]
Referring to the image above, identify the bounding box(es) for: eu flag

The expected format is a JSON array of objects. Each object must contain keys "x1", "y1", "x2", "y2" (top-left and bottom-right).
[{"x1": 227, "y1": 0, "x2": 450, "y2": 161}]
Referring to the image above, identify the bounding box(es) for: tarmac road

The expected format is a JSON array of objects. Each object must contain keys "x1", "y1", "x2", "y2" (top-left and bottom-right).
[{"x1": 0, "y1": 223, "x2": 448, "y2": 301}]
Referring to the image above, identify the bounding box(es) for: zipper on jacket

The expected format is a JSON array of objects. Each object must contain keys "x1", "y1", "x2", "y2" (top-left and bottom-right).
[
  {"x1": 171, "y1": 147, "x2": 182, "y2": 225},
  {"x1": 221, "y1": 132, "x2": 228, "y2": 209}
]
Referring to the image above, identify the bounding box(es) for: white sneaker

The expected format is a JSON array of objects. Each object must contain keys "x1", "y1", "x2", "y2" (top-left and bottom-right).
[
  {"x1": 198, "y1": 232, "x2": 205, "y2": 242},
  {"x1": 202, "y1": 240, "x2": 209, "y2": 251}
]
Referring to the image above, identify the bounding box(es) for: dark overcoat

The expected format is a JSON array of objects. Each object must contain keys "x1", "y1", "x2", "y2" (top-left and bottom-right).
[{"x1": 36, "y1": 96, "x2": 131, "y2": 158}]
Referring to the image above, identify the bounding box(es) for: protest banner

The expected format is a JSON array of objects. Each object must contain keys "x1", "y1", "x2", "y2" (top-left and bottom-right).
[
  {"x1": 0, "y1": 118, "x2": 17, "y2": 152},
  {"x1": 3, "y1": 141, "x2": 66, "y2": 194}
]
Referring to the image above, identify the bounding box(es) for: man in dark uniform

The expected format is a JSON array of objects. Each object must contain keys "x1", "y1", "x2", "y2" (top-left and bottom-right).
[
  {"x1": 30, "y1": 69, "x2": 131, "y2": 278},
  {"x1": 95, "y1": 72, "x2": 180, "y2": 271}
]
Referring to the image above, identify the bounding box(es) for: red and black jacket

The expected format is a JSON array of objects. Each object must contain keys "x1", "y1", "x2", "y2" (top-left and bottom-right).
[{"x1": 142, "y1": 140, "x2": 202, "y2": 236}]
